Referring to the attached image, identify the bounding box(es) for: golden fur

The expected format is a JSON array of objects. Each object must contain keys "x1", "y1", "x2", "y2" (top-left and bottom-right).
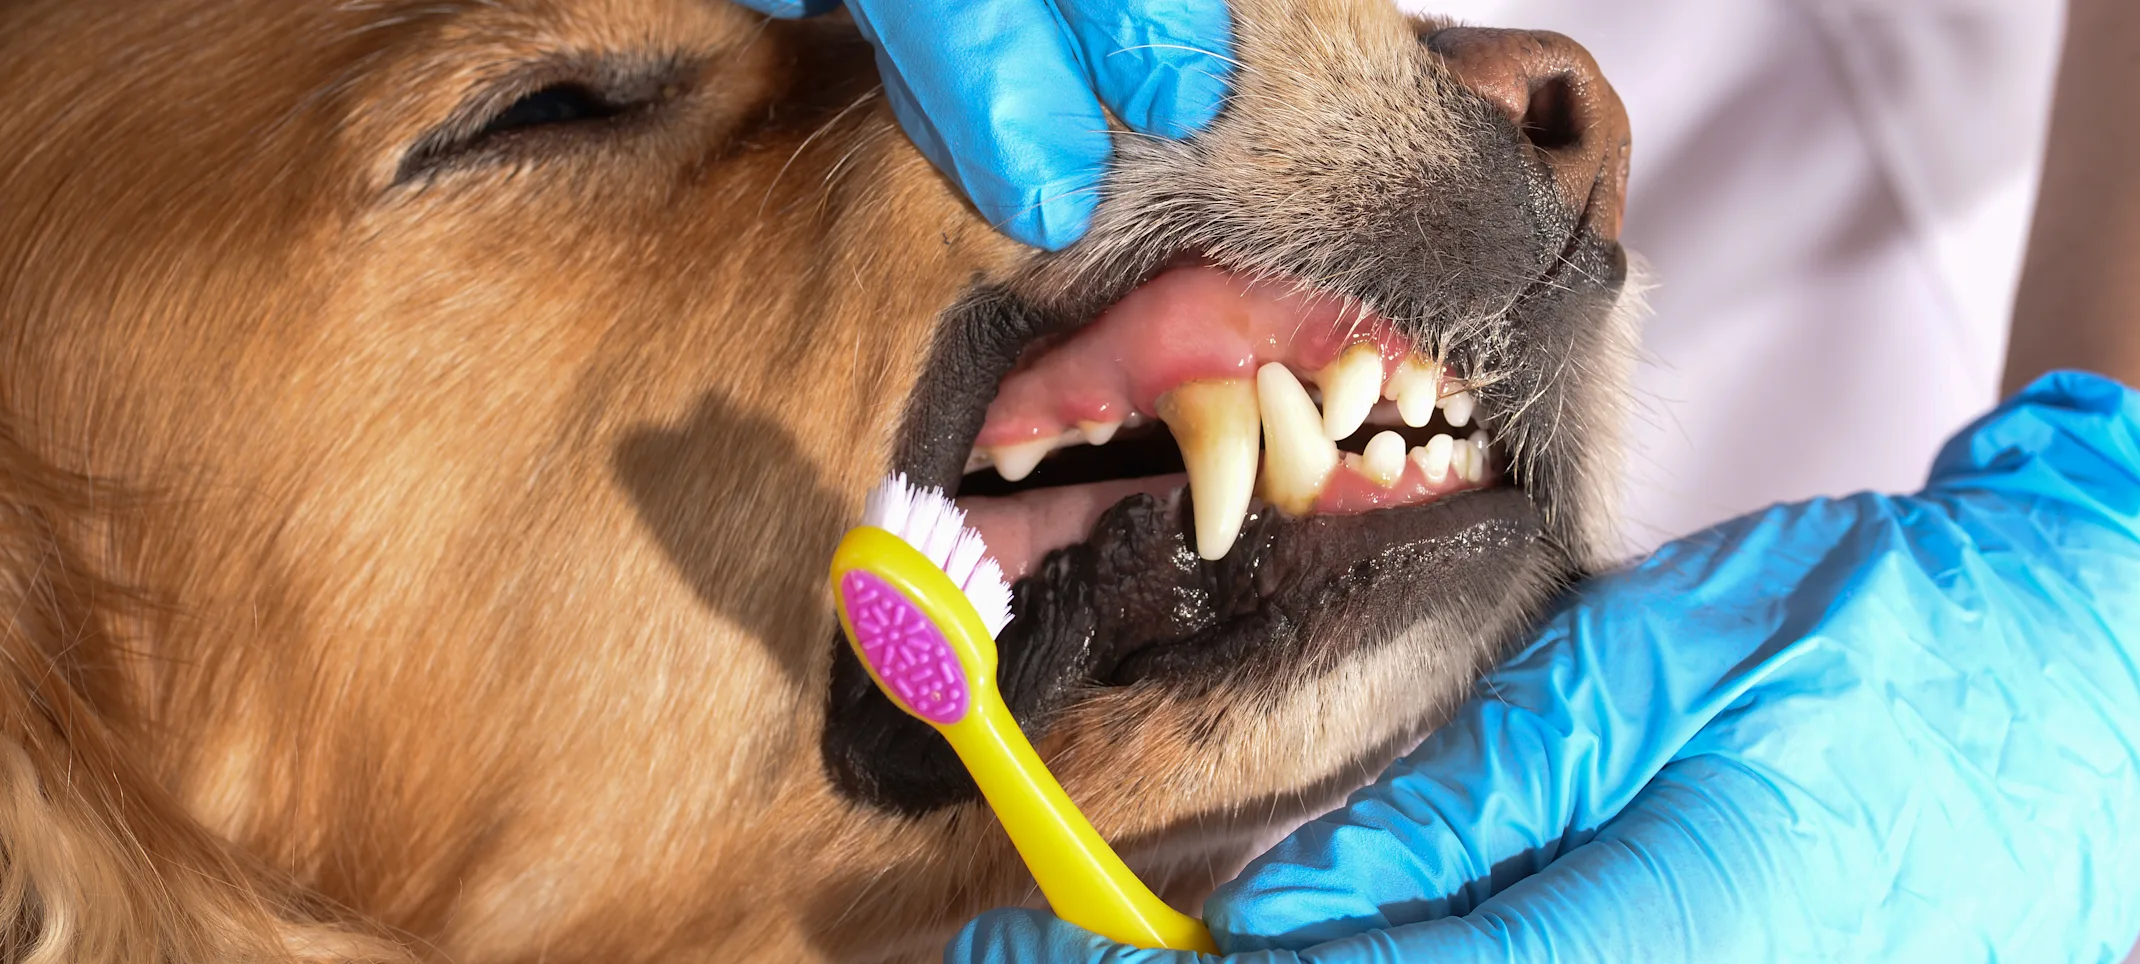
[{"x1": 0, "y1": 0, "x2": 1633, "y2": 959}]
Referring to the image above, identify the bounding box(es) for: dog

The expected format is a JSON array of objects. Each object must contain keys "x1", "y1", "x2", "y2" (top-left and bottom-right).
[{"x1": 0, "y1": 0, "x2": 1634, "y2": 959}]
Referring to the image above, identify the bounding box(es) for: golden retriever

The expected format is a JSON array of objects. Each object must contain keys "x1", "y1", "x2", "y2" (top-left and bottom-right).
[{"x1": 0, "y1": 0, "x2": 1632, "y2": 959}]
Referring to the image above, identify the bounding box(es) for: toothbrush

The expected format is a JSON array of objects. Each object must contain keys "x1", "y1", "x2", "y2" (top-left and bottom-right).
[{"x1": 828, "y1": 474, "x2": 1217, "y2": 953}]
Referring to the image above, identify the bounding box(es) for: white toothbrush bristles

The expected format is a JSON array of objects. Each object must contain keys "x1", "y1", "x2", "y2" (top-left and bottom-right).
[{"x1": 861, "y1": 473, "x2": 1015, "y2": 639}]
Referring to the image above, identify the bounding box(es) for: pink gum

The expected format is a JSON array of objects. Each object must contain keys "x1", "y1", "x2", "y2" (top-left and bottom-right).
[
  {"x1": 976, "y1": 266, "x2": 1420, "y2": 449},
  {"x1": 1311, "y1": 456, "x2": 1494, "y2": 515}
]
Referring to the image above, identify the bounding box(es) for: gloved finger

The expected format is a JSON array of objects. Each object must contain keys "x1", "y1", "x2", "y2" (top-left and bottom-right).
[
  {"x1": 846, "y1": 0, "x2": 1112, "y2": 249},
  {"x1": 723, "y1": 0, "x2": 841, "y2": 20},
  {"x1": 1054, "y1": 0, "x2": 1234, "y2": 137},
  {"x1": 1206, "y1": 509, "x2": 1858, "y2": 952},
  {"x1": 944, "y1": 907, "x2": 1229, "y2": 963},
  {"x1": 1236, "y1": 757, "x2": 1811, "y2": 964}
]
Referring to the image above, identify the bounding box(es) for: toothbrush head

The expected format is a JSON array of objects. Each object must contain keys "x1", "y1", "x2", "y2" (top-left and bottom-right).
[
  {"x1": 859, "y1": 473, "x2": 1013, "y2": 638},
  {"x1": 832, "y1": 474, "x2": 1013, "y2": 726},
  {"x1": 833, "y1": 479, "x2": 1220, "y2": 953}
]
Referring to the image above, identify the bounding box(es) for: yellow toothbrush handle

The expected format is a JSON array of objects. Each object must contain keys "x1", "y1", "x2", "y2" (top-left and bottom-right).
[
  {"x1": 831, "y1": 528, "x2": 1216, "y2": 953},
  {"x1": 942, "y1": 691, "x2": 1217, "y2": 953}
]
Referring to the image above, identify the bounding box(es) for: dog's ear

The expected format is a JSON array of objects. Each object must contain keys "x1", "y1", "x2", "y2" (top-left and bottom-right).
[{"x1": 0, "y1": 423, "x2": 403, "y2": 964}]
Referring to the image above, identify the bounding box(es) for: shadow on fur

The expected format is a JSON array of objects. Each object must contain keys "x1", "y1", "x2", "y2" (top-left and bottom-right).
[{"x1": 613, "y1": 391, "x2": 847, "y2": 687}]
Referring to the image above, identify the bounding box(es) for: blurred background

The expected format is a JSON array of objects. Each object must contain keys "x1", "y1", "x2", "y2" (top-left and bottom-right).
[{"x1": 1400, "y1": 0, "x2": 2064, "y2": 556}]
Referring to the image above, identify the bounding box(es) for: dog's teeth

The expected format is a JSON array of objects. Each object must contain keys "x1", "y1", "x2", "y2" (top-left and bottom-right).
[
  {"x1": 1387, "y1": 355, "x2": 1441, "y2": 428},
  {"x1": 991, "y1": 436, "x2": 1057, "y2": 482},
  {"x1": 1256, "y1": 363, "x2": 1339, "y2": 515},
  {"x1": 1077, "y1": 419, "x2": 1122, "y2": 446},
  {"x1": 1158, "y1": 379, "x2": 1260, "y2": 561},
  {"x1": 1361, "y1": 430, "x2": 1406, "y2": 487},
  {"x1": 1451, "y1": 433, "x2": 1484, "y2": 483},
  {"x1": 1414, "y1": 433, "x2": 1455, "y2": 484},
  {"x1": 1465, "y1": 429, "x2": 1492, "y2": 482},
  {"x1": 966, "y1": 449, "x2": 992, "y2": 474},
  {"x1": 1441, "y1": 389, "x2": 1477, "y2": 428},
  {"x1": 1316, "y1": 344, "x2": 1382, "y2": 441}
]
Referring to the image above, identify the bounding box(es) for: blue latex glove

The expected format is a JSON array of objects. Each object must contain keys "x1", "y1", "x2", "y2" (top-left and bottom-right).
[
  {"x1": 949, "y1": 369, "x2": 2140, "y2": 963},
  {"x1": 730, "y1": 0, "x2": 1232, "y2": 250}
]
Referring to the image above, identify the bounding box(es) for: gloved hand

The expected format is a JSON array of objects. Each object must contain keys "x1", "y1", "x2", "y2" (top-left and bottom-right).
[
  {"x1": 948, "y1": 369, "x2": 2140, "y2": 963},
  {"x1": 729, "y1": 0, "x2": 1232, "y2": 250}
]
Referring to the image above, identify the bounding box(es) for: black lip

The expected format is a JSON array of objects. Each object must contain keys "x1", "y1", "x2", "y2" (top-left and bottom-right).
[{"x1": 1002, "y1": 486, "x2": 1543, "y2": 699}]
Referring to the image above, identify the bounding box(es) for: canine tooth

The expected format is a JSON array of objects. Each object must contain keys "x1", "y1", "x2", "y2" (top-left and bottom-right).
[
  {"x1": 1441, "y1": 389, "x2": 1476, "y2": 428},
  {"x1": 991, "y1": 436, "x2": 1057, "y2": 483},
  {"x1": 1387, "y1": 356, "x2": 1442, "y2": 427},
  {"x1": 1077, "y1": 419, "x2": 1121, "y2": 446},
  {"x1": 1361, "y1": 430, "x2": 1406, "y2": 487},
  {"x1": 1316, "y1": 344, "x2": 1382, "y2": 441},
  {"x1": 1158, "y1": 379, "x2": 1260, "y2": 561},
  {"x1": 1414, "y1": 433, "x2": 1454, "y2": 484},
  {"x1": 1256, "y1": 363, "x2": 1340, "y2": 515}
]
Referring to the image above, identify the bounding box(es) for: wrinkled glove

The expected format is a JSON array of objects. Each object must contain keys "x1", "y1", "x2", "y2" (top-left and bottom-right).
[
  {"x1": 949, "y1": 369, "x2": 2140, "y2": 963},
  {"x1": 729, "y1": 0, "x2": 1232, "y2": 250}
]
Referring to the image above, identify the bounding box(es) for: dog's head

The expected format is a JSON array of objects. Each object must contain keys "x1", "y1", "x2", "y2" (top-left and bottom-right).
[{"x1": 0, "y1": 0, "x2": 1630, "y2": 959}]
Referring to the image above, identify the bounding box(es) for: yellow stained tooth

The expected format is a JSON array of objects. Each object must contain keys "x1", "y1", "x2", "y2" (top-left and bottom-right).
[
  {"x1": 1256, "y1": 363, "x2": 1340, "y2": 516},
  {"x1": 991, "y1": 436, "x2": 1057, "y2": 483},
  {"x1": 1157, "y1": 379, "x2": 1260, "y2": 561},
  {"x1": 1387, "y1": 355, "x2": 1442, "y2": 427},
  {"x1": 1316, "y1": 344, "x2": 1383, "y2": 441},
  {"x1": 1361, "y1": 430, "x2": 1407, "y2": 487}
]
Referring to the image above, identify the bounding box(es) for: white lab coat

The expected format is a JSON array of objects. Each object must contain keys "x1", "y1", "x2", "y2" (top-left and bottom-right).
[{"x1": 1401, "y1": 0, "x2": 2065, "y2": 556}]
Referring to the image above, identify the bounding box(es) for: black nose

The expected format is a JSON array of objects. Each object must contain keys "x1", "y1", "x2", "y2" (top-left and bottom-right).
[{"x1": 1425, "y1": 27, "x2": 1630, "y2": 240}]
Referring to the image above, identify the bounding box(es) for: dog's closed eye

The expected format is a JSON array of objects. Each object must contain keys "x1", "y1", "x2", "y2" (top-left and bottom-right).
[{"x1": 396, "y1": 58, "x2": 691, "y2": 185}]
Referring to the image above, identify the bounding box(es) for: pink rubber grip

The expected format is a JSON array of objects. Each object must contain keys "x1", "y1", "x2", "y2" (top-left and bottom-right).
[{"x1": 840, "y1": 570, "x2": 970, "y2": 724}]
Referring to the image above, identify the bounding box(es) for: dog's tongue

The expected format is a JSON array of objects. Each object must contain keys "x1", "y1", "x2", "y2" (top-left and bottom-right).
[{"x1": 958, "y1": 477, "x2": 1184, "y2": 581}]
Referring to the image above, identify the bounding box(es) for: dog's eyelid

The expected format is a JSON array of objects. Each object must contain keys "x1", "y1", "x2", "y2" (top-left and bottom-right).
[{"x1": 393, "y1": 54, "x2": 696, "y2": 186}]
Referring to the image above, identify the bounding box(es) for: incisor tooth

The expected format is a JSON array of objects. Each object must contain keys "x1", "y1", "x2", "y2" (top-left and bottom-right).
[
  {"x1": 1465, "y1": 430, "x2": 1492, "y2": 482},
  {"x1": 1416, "y1": 433, "x2": 1454, "y2": 484},
  {"x1": 1158, "y1": 379, "x2": 1260, "y2": 561},
  {"x1": 1387, "y1": 356, "x2": 1442, "y2": 427},
  {"x1": 1256, "y1": 363, "x2": 1340, "y2": 516},
  {"x1": 1316, "y1": 344, "x2": 1382, "y2": 441},
  {"x1": 1441, "y1": 389, "x2": 1476, "y2": 428},
  {"x1": 991, "y1": 436, "x2": 1057, "y2": 483},
  {"x1": 1362, "y1": 430, "x2": 1406, "y2": 487},
  {"x1": 1451, "y1": 435, "x2": 1482, "y2": 483},
  {"x1": 1077, "y1": 419, "x2": 1121, "y2": 445}
]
